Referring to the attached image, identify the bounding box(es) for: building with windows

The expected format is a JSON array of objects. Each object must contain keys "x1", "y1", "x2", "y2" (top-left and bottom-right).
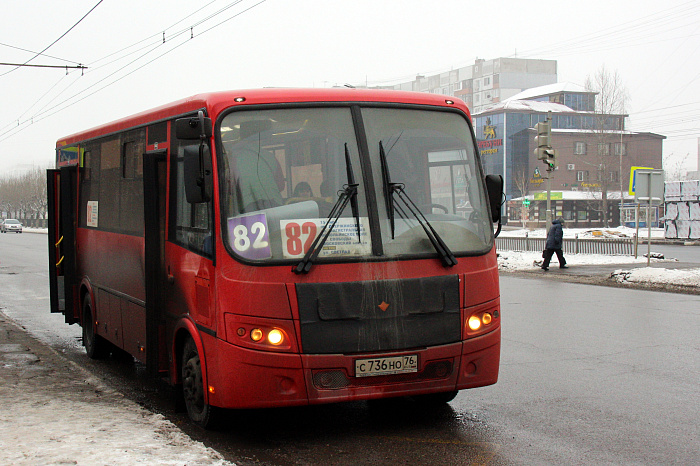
[
  {"x1": 506, "y1": 191, "x2": 636, "y2": 228},
  {"x1": 375, "y1": 57, "x2": 557, "y2": 114},
  {"x1": 472, "y1": 82, "x2": 665, "y2": 225}
]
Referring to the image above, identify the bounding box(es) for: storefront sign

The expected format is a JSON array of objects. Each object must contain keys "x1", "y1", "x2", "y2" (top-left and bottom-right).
[{"x1": 534, "y1": 192, "x2": 563, "y2": 200}]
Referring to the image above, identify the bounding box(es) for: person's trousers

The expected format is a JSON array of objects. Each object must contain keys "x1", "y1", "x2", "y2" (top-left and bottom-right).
[{"x1": 542, "y1": 248, "x2": 566, "y2": 268}]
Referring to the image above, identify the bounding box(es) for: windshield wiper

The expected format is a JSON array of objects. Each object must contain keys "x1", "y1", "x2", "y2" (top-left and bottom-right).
[
  {"x1": 379, "y1": 141, "x2": 457, "y2": 267},
  {"x1": 293, "y1": 144, "x2": 360, "y2": 274},
  {"x1": 344, "y1": 143, "x2": 362, "y2": 243}
]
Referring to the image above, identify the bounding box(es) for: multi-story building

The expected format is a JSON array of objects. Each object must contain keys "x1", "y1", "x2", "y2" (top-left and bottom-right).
[
  {"x1": 375, "y1": 57, "x2": 557, "y2": 114},
  {"x1": 475, "y1": 82, "x2": 665, "y2": 226},
  {"x1": 373, "y1": 58, "x2": 665, "y2": 226}
]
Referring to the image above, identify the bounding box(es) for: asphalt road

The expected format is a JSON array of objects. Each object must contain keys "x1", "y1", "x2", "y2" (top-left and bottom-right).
[
  {"x1": 1, "y1": 232, "x2": 698, "y2": 464},
  {"x1": 646, "y1": 242, "x2": 700, "y2": 262}
]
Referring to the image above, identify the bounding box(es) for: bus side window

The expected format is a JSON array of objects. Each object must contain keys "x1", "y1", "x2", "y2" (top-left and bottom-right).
[
  {"x1": 169, "y1": 127, "x2": 214, "y2": 258},
  {"x1": 80, "y1": 144, "x2": 100, "y2": 228}
]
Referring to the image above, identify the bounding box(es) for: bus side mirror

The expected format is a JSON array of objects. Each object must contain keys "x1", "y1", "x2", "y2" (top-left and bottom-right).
[
  {"x1": 485, "y1": 174, "x2": 503, "y2": 223},
  {"x1": 176, "y1": 115, "x2": 212, "y2": 140},
  {"x1": 183, "y1": 145, "x2": 213, "y2": 204}
]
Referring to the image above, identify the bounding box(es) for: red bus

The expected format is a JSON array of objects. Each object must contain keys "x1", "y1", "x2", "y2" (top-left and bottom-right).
[{"x1": 47, "y1": 88, "x2": 503, "y2": 427}]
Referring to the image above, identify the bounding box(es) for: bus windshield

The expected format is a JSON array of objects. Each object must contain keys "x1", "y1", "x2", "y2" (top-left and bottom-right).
[{"x1": 219, "y1": 106, "x2": 492, "y2": 263}]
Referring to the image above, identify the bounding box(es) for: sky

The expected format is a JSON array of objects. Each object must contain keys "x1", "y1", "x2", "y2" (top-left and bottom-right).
[{"x1": 1, "y1": 0, "x2": 699, "y2": 176}]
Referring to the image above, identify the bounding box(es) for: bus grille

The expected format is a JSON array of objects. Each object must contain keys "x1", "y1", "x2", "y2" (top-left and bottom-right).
[{"x1": 296, "y1": 276, "x2": 461, "y2": 354}]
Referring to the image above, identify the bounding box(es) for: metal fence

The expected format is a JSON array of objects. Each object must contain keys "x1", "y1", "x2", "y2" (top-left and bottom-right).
[{"x1": 496, "y1": 234, "x2": 635, "y2": 255}]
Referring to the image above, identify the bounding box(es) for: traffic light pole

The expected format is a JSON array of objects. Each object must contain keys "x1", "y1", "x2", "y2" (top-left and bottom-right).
[
  {"x1": 545, "y1": 112, "x2": 553, "y2": 231},
  {"x1": 534, "y1": 111, "x2": 555, "y2": 231},
  {"x1": 546, "y1": 168, "x2": 552, "y2": 231}
]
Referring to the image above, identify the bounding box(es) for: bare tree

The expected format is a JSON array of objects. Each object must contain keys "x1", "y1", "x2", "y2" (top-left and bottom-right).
[
  {"x1": 0, "y1": 166, "x2": 49, "y2": 226},
  {"x1": 584, "y1": 65, "x2": 629, "y2": 227},
  {"x1": 511, "y1": 167, "x2": 534, "y2": 226},
  {"x1": 663, "y1": 152, "x2": 690, "y2": 181},
  {"x1": 511, "y1": 167, "x2": 532, "y2": 200}
]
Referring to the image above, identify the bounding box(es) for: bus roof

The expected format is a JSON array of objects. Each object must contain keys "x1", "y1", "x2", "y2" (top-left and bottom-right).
[{"x1": 55, "y1": 88, "x2": 471, "y2": 147}]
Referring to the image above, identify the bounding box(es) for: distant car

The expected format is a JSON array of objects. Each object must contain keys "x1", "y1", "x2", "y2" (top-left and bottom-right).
[{"x1": 1, "y1": 219, "x2": 22, "y2": 233}]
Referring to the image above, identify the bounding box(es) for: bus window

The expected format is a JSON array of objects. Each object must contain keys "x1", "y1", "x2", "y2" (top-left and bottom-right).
[
  {"x1": 220, "y1": 107, "x2": 368, "y2": 261},
  {"x1": 361, "y1": 107, "x2": 492, "y2": 257},
  {"x1": 170, "y1": 129, "x2": 214, "y2": 258}
]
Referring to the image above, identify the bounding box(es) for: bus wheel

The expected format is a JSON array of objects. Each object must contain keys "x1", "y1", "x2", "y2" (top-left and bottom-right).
[
  {"x1": 412, "y1": 390, "x2": 459, "y2": 405},
  {"x1": 82, "y1": 295, "x2": 109, "y2": 359},
  {"x1": 182, "y1": 338, "x2": 219, "y2": 428}
]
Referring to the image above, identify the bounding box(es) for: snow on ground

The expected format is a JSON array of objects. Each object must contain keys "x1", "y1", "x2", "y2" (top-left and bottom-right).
[
  {"x1": 0, "y1": 401, "x2": 233, "y2": 466},
  {"x1": 609, "y1": 267, "x2": 700, "y2": 287},
  {"x1": 498, "y1": 226, "x2": 700, "y2": 288},
  {"x1": 497, "y1": 249, "x2": 700, "y2": 288},
  {"x1": 496, "y1": 249, "x2": 671, "y2": 271}
]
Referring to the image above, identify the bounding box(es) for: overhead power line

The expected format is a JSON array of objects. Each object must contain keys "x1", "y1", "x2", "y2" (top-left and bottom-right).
[
  {"x1": 0, "y1": 62, "x2": 87, "y2": 71},
  {"x1": 0, "y1": 42, "x2": 82, "y2": 65},
  {"x1": 0, "y1": 0, "x2": 268, "y2": 143},
  {"x1": 0, "y1": 0, "x2": 103, "y2": 78}
]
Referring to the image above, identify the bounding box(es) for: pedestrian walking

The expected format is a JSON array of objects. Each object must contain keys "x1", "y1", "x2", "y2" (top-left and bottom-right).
[{"x1": 542, "y1": 218, "x2": 568, "y2": 271}]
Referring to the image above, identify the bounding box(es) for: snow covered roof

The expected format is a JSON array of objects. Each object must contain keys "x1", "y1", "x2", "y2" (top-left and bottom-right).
[
  {"x1": 504, "y1": 82, "x2": 592, "y2": 102},
  {"x1": 550, "y1": 128, "x2": 666, "y2": 139},
  {"x1": 475, "y1": 99, "x2": 578, "y2": 115}
]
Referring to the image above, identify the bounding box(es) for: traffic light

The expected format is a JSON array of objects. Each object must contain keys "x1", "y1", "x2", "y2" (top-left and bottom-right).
[
  {"x1": 533, "y1": 121, "x2": 551, "y2": 160},
  {"x1": 544, "y1": 148, "x2": 557, "y2": 170}
]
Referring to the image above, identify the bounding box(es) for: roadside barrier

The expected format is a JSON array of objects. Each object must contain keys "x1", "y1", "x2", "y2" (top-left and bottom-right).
[{"x1": 496, "y1": 233, "x2": 635, "y2": 255}]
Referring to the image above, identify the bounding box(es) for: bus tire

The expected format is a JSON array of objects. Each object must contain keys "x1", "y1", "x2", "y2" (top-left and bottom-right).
[
  {"x1": 82, "y1": 294, "x2": 109, "y2": 359},
  {"x1": 412, "y1": 390, "x2": 459, "y2": 405},
  {"x1": 182, "y1": 337, "x2": 220, "y2": 428}
]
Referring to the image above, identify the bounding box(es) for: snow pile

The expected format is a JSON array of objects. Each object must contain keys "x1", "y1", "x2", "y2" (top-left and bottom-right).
[
  {"x1": 610, "y1": 268, "x2": 700, "y2": 287},
  {"x1": 497, "y1": 249, "x2": 700, "y2": 290},
  {"x1": 496, "y1": 250, "x2": 670, "y2": 271},
  {"x1": 0, "y1": 397, "x2": 233, "y2": 466}
]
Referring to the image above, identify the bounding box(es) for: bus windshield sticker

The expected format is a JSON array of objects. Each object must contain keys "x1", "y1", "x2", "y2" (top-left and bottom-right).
[
  {"x1": 280, "y1": 217, "x2": 371, "y2": 259},
  {"x1": 86, "y1": 201, "x2": 99, "y2": 228},
  {"x1": 227, "y1": 213, "x2": 272, "y2": 260}
]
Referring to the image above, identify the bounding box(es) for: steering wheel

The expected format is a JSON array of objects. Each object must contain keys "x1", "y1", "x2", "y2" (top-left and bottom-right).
[{"x1": 421, "y1": 203, "x2": 448, "y2": 214}]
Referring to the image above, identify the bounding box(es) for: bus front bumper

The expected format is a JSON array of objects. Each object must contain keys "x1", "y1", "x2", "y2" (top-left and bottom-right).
[{"x1": 205, "y1": 326, "x2": 500, "y2": 409}]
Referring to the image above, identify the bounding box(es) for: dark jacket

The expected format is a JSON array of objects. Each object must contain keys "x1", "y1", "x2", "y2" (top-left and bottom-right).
[{"x1": 546, "y1": 219, "x2": 563, "y2": 249}]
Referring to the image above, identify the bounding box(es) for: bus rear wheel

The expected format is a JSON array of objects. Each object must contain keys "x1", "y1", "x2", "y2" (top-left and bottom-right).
[
  {"x1": 181, "y1": 337, "x2": 219, "y2": 428},
  {"x1": 82, "y1": 295, "x2": 109, "y2": 359}
]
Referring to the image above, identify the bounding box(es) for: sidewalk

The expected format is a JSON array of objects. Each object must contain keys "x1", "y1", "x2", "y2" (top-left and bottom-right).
[
  {"x1": 0, "y1": 311, "x2": 232, "y2": 466},
  {"x1": 500, "y1": 258, "x2": 700, "y2": 294}
]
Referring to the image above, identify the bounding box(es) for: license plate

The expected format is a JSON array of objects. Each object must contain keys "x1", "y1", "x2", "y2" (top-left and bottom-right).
[{"x1": 355, "y1": 355, "x2": 418, "y2": 377}]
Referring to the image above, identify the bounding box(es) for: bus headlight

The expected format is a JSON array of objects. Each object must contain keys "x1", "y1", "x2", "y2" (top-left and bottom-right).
[
  {"x1": 468, "y1": 315, "x2": 482, "y2": 331},
  {"x1": 225, "y1": 314, "x2": 295, "y2": 351},
  {"x1": 466, "y1": 311, "x2": 496, "y2": 335},
  {"x1": 267, "y1": 329, "x2": 284, "y2": 345},
  {"x1": 250, "y1": 328, "x2": 263, "y2": 342}
]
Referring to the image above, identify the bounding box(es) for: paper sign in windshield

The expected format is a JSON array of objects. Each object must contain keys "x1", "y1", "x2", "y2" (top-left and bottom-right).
[
  {"x1": 227, "y1": 213, "x2": 272, "y2": 260},
  {"x1": 280, "y1": 217, "x2": 371, "y2": 259}
]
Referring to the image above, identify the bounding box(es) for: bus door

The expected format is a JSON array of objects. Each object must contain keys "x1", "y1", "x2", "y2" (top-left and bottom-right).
[
  {"x1": 164, "y1": 133, "x2": 217, "y2": 343},
  {"x1": 47, "y1": 166, "x2": 79, "y2": 324},
  {"x1": 143, "y1": 149, "x2": 168, "y2": 377}
]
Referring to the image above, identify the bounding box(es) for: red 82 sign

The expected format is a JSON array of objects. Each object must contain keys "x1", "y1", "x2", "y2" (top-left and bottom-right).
[{"x1": 283, "y1": 221, "x2": 318, "y2": 257}]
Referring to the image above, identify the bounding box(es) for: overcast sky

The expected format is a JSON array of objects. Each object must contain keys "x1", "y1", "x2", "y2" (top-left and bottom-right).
[{"x1": 1, "y1": 0, "x2": 698, "y2": 175}]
